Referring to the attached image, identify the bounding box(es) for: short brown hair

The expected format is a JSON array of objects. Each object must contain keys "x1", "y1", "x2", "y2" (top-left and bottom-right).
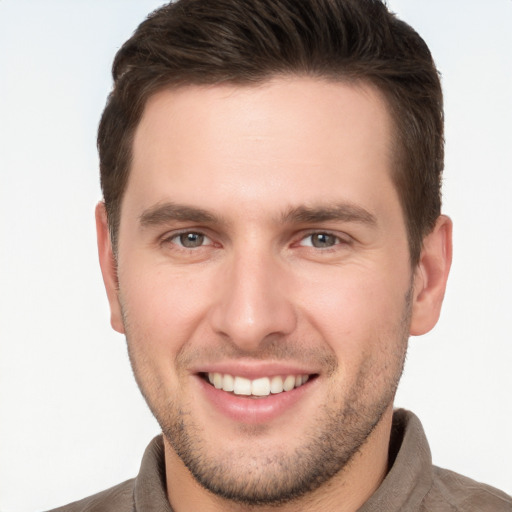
[{"x1": 98, "y1": 0, "x2": 443, "y2": 264}]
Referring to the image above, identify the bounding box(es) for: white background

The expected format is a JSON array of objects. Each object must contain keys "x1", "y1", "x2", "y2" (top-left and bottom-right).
[{"x1": 1, "y1": 1, "x2": 511, "y2": 510}]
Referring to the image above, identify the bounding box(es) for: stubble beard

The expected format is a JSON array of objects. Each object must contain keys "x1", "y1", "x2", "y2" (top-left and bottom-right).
[
  {"x1": 160, "y1": 374, "x2": 402, "y2": 507},
  {"x1": 124, "y1": 290, "x2": 411, "y2": 507}
]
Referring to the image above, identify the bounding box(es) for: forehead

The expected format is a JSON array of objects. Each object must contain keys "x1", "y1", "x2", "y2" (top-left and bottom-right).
[{"x1": 127, "y1": 77, "x2": 398, "y2": 222}]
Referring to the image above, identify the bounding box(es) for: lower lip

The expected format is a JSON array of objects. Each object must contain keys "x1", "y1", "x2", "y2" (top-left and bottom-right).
[{"x1": 196, "y1": 376, "x2": 315, "y2": 424}]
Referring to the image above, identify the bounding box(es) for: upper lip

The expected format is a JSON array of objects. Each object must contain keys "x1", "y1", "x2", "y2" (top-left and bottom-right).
[{"x1": 191, "y1": 361, "x2": 319, "y2": 380}]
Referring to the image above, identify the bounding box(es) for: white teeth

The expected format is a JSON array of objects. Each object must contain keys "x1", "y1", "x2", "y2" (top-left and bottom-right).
[
  {"x1": 213, "y1": 372, "x2": 223, "y2": 389},
  {"x1": 283, "y1": 375, "x2": 296, "y2": 391},
  {"x1": 223, "y1": 373, "x2": 234, "y2": 392},
  {"x1": 233, "y1": 376, "x2": 252, "y2": 395},
  {"x1": 206, "y1": 372, "x2": 311, "y2": 396},
  {"x1": 251, "y1": 377, "x2": 270, "y2": 396},
  {"x1": 270, "y1": 376, "x2": 284, "y2": 394}
]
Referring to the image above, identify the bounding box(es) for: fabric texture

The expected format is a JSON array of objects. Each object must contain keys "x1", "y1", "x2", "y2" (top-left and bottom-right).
[{"x1": 47, "y1": 409, "x2": 512, "y2": 511}]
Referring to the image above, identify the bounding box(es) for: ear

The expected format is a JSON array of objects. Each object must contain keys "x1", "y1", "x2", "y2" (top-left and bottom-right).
[
  {"x1": 410, "y1": 215, "x2": 453, "y2": 336},
  {"x1": 95, "y1": 202, "x2": 125, "y2": 334}
]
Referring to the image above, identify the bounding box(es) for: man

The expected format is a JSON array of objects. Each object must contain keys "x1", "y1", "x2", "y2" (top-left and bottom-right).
[{"x1": 51, "y1": 0, "x2": 512, "y2": 510}]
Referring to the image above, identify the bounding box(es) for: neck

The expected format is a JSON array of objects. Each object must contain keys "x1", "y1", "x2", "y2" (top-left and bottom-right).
[{"x1": 164, "y1": 406, "x2": 393, "y2": 512}]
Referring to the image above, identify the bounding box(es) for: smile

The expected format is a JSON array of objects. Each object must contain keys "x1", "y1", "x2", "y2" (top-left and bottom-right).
[{"x1": 206, "y1": 372, "x2": 311, "y2": 397}]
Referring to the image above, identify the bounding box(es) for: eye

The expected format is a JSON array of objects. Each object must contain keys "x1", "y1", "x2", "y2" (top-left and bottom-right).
[
  {"x1": 299, "y1": 232, "x2": 344, "y2": 249},
  {"x1": 170, "y1": 232, "x2": 212, "y2": 248}
]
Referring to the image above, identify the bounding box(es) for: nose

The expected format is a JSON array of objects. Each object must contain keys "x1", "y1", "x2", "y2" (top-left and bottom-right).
[{"x1": 208, "y1": 247, "x2": 297, "y2": 351}]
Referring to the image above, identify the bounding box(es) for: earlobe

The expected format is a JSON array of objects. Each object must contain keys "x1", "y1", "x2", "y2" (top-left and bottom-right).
[
  {"x1": 410, "y1": 215, "x2": 453, "y2": 336},
  {"x1": 95, "y1": 202, "x2": 125, "y2": 334}
]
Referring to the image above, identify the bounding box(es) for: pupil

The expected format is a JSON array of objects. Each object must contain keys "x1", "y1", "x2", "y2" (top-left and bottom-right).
[{"x1": 180, "y1": 233, "x2": 204, "y2": 248}]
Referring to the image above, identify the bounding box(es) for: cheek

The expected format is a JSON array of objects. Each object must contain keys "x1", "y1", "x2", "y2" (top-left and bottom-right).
[
  {"x1": 118, "y1": 261, "x2": 214, "y2": 356},
  {"x1": 296, "y1": 266, "x2": 410, "y2": 360}
]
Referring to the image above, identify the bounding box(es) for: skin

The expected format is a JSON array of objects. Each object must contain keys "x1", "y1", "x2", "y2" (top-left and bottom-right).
[{"x1": 97, "y1": 77, "x2": 452, "y2": 512}]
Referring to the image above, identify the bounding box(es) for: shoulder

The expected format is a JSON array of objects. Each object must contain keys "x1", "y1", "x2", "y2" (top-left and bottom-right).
[
  {"x1": 45, "y1": 478, "x2": 135, "y2": 512},
  {"x1": 425, "y1": 466, "x2": 512, "y2": 511}
]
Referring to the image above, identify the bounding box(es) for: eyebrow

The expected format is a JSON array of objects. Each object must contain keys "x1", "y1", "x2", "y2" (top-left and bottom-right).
[
  {"x1": 139, "y1": 202, "x2": 220, "y2": 228},
  {"x1": 281, "y1": 203, "x2": 377, "y2": 226},
  {"x1": 139, "y1": 201, "x2": 377, "y2": 229}
]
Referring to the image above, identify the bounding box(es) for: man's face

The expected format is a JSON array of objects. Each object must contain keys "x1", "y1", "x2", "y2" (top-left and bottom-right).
[{"x1": 106, "y1": 78, "x2": 417, "y2": 504}]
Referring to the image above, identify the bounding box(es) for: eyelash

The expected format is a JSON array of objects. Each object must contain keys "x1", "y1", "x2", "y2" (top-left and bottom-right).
[
  {"x1": 161, "y1": 229, "x2": 350, "y2": 252},
  {"x1": 297, "y1": 231, "x2": 351, "y2": 250},
  {"x1": 162, "y1": 230, "x2": 213, "y2": 249}
]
